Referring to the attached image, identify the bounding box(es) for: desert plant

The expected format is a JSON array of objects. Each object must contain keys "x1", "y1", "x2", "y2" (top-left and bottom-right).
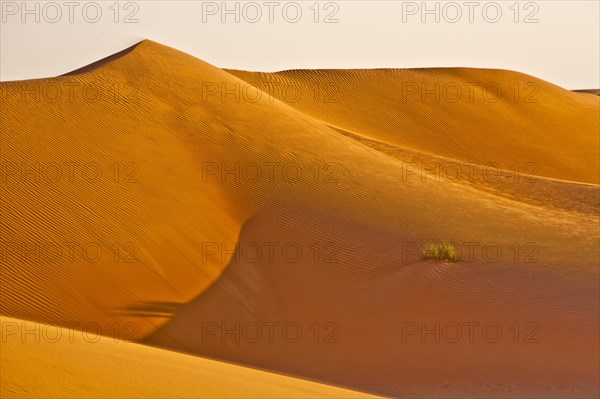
[{"x1": 421, "y1": 241, "x2": 460, "y2": 262}]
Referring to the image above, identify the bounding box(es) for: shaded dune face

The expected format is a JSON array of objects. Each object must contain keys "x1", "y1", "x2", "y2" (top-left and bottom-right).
[
  {"x1": 146, "y1": 206, "x2": 599, "y2": 398},
  {"x1": 1, "y1": 40, "x2": 599, "y2": 397},
  {"x1": 573, "y1": 89, "x2": 600, "y2": 96}
]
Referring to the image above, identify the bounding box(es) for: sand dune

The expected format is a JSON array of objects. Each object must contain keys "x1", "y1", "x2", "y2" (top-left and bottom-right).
[
  {"x1": 1, "y1": 40, "x2": 598, "y2": 397},
  {"x1": 227, "y1": 68, "x2": 599, "y2": 184},
  {"x1": 1, "y1": 316, "x2": 379, "y2": 398}
]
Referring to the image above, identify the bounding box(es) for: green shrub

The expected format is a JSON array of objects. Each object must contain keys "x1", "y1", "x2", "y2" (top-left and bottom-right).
[{"x1": 421, "y1": 241, "x2": 460, "y2": 262}]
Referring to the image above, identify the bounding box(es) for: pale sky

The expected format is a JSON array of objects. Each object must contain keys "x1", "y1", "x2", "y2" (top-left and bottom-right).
[{"x1": 1, "y1": 1, "x2": 599, "y2": 89}]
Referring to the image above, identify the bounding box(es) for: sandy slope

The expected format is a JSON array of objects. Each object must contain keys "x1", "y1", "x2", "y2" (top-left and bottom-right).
[
  {"x1": 0, "y1": 316, "x2": 379, "y2": 398},
  {"x1": 1, "y1": 40, "x2": 599, "y2": 397},
  {"x1": 147, "y1": 206, "x2": 599, "y2": 398},
  {"x1": 228, "y1": 68, "x2": 600, "y2": 184}
]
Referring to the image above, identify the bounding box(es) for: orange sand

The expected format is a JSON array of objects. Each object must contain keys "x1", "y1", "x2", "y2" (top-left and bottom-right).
[{"x1": 1, "y1": 40, "x2": 598, "y2": 398}]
